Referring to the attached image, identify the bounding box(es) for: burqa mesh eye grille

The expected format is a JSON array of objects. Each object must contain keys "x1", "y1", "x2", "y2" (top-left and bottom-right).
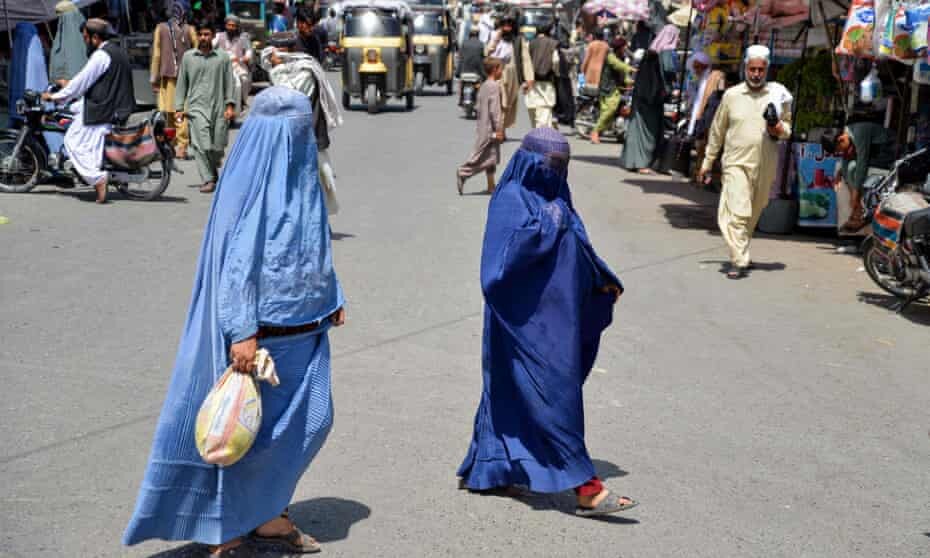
[{"x1": 520, "y1": 128, "x2": 570, "y2": 171}]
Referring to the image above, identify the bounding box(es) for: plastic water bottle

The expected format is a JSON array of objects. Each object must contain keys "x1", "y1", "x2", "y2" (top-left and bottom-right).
[{"x1": 860, "y1": 68, "x2": 881, "y2": 104}]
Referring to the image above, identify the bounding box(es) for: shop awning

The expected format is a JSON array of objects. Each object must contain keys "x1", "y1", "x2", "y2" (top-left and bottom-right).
[{"x1": 1, "y1": 0, "x2": 103, "y2": 32}]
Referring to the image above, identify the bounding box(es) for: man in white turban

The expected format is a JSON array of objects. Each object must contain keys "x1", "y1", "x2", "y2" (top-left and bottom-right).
[{"x1": 698, "y1": 45, "x2": 792, "y2": 279}]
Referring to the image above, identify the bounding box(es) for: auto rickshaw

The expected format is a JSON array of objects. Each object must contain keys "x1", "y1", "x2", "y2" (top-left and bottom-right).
[
  {"x1": 519, "y1": 5, "x2": 554, "y2": 40},
  {"x1": 340, "y1": 0, "x2": 416, "y2": 114},
  {"x1": 411, "y1": 8, "x2": 455, "y2": 95}
]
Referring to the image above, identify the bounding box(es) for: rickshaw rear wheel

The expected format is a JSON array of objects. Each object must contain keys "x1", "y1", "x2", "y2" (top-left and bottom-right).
[
  {"x1": 342, "y1": 91, "x2": 350, "y2": 110},
  {"x1": 405, "y1": 91, "x2": 415, "y2": 111},
  {"x1": 446, "y1": 80, "x2": 453, "y2": 95}
]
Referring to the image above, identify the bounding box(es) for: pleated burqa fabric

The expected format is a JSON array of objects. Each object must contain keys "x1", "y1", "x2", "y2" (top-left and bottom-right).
[
  {"x1": 123, "y1": 87, "x2": 344, "y2": 546},
  {"x1": 458, "y1": 129, "x2": 621, "y2": 494},
  {"x1": 49, "y1": 2, "x2": 88, "y2": 82}
]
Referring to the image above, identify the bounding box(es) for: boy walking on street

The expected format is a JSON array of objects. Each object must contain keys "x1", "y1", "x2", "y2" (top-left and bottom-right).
[{"x1": 457, "y1": 57, "x2": 504, "y2": 195}]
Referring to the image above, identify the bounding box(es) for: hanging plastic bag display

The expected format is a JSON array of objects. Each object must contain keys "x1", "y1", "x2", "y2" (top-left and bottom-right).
[
  {"x1": 836, "y1": 0, "x2": 876, "y2": 58},
  {"x1": 905, "y1": 3, "x2": 930, "y2": 58},
  {"x1": 860, "y1": 67, "x2": 883, "y2": 103},
  {"x1": 873, "y1": 0, "x2": 892, "y2": 56},
  {"x1": 880, "y1": 1, "x2": 919, "y2": 61}
]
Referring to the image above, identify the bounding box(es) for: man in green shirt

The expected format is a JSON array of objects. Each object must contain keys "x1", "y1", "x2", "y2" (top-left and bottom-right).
[
  {"x1": 822, "y1": 122, "x2": 895, "y2": 232},
  {"x1": 590, "y1": 37, "x2": 632, "y2": 144},
  {"x1": 175, "y1": 21, "x2": 237, "y2": 193}
]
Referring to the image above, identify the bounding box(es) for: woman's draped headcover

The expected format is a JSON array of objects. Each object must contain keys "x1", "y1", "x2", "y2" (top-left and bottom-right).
[{"x1": 210, "y1": 86, "x2": 344, "y2": 343}]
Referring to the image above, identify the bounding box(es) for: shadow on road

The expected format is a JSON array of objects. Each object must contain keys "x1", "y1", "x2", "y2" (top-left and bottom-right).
[
  {"x1": 144, "y1": 497, "x2": 371, "y2": 558},
  {"x1": 857, "y1": 292, "x2": 930, "y2": 325},
  {"x1": 331, "y1": 231, "x2": 356, "y2": 241},
  {"x1": 27, "y1": 188, "x2": 189, "y2": 204},
  {"x1": 699, "y1": 259, "x2": 788, "y2": 275}
]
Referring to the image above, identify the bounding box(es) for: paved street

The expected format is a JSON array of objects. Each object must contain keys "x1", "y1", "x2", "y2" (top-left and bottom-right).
[{"x1": 1, "y1": 75, "x2": 929, "y2": 558}]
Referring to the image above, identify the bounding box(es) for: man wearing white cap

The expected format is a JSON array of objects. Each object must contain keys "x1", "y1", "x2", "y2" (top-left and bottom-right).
[{"x1": 698, "y1": 45, "x2": 792, "y2": 279}]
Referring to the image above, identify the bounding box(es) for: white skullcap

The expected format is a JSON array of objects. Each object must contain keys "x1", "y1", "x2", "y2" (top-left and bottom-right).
[{"x1": 746, "y1": 44, "x2": 771, "y2": 63}]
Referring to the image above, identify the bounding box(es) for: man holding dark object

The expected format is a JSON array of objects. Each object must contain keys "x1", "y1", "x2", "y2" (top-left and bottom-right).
[{"x1": 697, "y1": 45, "x2": 792, "y2": 279}]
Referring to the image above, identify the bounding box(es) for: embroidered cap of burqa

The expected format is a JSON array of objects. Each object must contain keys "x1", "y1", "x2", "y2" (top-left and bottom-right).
[
  {"x1": 124, "y1": 87, "x2": 344, "y2": 546},
  {"x1": 458, "y1": 128, "x2": 621, "y2": 493}
]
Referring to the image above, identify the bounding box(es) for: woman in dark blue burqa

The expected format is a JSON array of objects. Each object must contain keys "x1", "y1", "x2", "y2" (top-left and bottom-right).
[
  {"x1": 124, "y1": 87, "x2": 344, "y2": 556},
  {"x1": 457, "y1": 128, "x2": 638, "y2": 517}
]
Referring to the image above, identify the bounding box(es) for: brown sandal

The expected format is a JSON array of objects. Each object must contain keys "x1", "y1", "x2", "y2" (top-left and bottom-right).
[{"x1": 250, "y1": 512, "x2": 321, "y2": 554}]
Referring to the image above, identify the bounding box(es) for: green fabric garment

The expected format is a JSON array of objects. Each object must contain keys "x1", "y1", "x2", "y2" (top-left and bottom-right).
[
  {"x1": 595, "y1": 89, "x2": 621, "y2": 133},
  {"x1": 49, "y1": 9, "x2": 88, "y2": 81},
  {"x1": 175, "y1": 48, "x2": 237, "y2": 152},
  {"x1": 842, "y1": 122, "x2": 894, "y2": 192},
  {"x1": 598, "y1": 53, "x2": 631, "y2": 96}
]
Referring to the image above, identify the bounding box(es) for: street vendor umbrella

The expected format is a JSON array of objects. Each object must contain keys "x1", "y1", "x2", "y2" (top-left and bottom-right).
[{"x1": 581, "y1": 0, "x2": 648, "y2": 21}]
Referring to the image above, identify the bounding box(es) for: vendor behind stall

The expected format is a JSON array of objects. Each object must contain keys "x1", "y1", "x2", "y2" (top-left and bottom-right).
[{"x1": 822, "y1": 122, "x2": 895, "y2": 232}]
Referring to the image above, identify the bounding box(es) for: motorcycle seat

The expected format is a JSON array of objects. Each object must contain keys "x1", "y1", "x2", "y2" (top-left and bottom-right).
[{"x1": 461, "y1": 73, "x2": 481, "y2": 82}]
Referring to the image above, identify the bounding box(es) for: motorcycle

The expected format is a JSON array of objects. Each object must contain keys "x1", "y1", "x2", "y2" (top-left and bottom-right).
[
  {"x1": 323, "y1": 41, "x2": 342, "y2": 71},
  {"x1": 860, "y1": 147, "x2": 930, "y2": 312},
  {"x1": 0, "y1": 89, "x2": 174, "y2": 201},
  {"x1": 574, "y1": 86, "x2": 629, "y2": 142},
  {"x1": 460, "y1": 72, "x2": 481, "y2": 119}
]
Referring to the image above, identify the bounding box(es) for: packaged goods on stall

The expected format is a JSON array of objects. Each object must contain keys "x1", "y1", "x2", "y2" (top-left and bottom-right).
[
  {"x1": 904, "y1": 3, "x2": 930, "y2": 57},
  {"x1": 836, "y1": 0, "x2": 876, "y2": 58},
  {"x1": 914, "y1": 58, "x2": 930, "y2": 84},
  {"x1": 879, "y1": 1, "x2": 919, "y2": 61},
  {"x1": 873, "y1": 0, "x2": 892, "y2": 56}
]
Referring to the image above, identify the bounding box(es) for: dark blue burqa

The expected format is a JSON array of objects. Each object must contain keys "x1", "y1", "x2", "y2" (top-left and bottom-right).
[{"x1": 457, "y1": 139, "x2": 621, "y2": 493}]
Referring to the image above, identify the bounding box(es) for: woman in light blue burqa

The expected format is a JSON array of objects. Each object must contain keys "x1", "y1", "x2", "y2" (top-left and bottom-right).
[{"x1": 124, "y1": 87, "x2": 345, "y2": 557}]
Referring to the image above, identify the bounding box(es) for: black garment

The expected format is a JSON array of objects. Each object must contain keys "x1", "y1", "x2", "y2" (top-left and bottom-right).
[
  {"x1": 296, "y1": 30, "x2": 323, "y2": 60},
  {"x1": 631, "y1": 28, "x2": 653, "y2": 52},
  {"x1": 85, "y1": 42, "x2": 135, "y2": 125},
  {"x1": 632, "y1": 50, "x2": 664, "y2": 105},
  {"x1": 694, "y1": 90, "x2": 723, "y2": 139},
  {"x1": 310, "y1": 87, "x2": 330, "y2": 151},
  {"x1": 554, "y1": 47, "x2": 575, "y2": 126},
  {"x1": 529, "y1": 35, "x2": 559, "y2": 82},
  {"x1": 459, "y1": 37, "x2": 486, "y2": 78},
  {"x1": 513, "y1": 34, "x2": 527, "y2": 84}
]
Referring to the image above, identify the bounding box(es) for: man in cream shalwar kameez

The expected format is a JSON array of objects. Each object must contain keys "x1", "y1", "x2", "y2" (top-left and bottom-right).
[
  {"x1": 524, "y1": 24, "x2": 560, "y2": 129},
  {"x1": 699, "y1": 46, "x2": 792, "y2": 278}
]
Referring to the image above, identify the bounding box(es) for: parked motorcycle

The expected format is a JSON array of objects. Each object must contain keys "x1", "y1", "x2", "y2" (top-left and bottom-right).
[
  {"x1": 0, "y1": 89, "x2": 174, "y2": 201},
  {"x1": 323, "y1": 41, "x2": 343, "y2": 71},
  {"x1": 574, "y1": 86, "x2": 629, "y2": 142},
  {"x1": 460, "y1": 72, "x2": 481, "y2": 119},
  {"x1": 860, "y1": 147, "x2": 930, "y2": 312}
]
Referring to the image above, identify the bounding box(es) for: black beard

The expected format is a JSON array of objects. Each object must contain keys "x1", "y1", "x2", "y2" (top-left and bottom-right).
[
  {"x1": 227, "y1": 29, "x2": 240, "y2": 38},
  {"x1": 86, "y1": 42, "x2": 96, "y2": 56}
]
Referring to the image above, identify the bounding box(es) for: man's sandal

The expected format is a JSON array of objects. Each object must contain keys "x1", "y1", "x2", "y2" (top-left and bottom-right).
[
  {"x1": 575, "y1": 491, "x2": 639, "y2": 517},
  {"x1": 727, "y1": 267, "x2": 749, "y2": 280},
  {"x1": 250, "y1": 513, "x2": 321, "y2": 554}
]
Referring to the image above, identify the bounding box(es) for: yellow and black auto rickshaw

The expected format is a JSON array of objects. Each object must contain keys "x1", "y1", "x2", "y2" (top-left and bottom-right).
[
  {"x1": 340, "y1": 0, "x2": 416, "y2": 114},
  {"x1": 411, "y1": 8, "x2": 455, "y2": 95},
  {"x1": 519, "y1": 5, "x2": 555, "y2": 41}
]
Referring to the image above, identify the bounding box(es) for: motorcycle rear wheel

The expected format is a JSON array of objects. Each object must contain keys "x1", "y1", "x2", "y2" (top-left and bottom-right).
[
  {"x1": 574, "y1": 104, "x2": 597, "y2": 139},
  {"x1": 0, "y1": 138, "x2": 40, "y2": 193},
  {"x1": 115, "y1": 157, "x2": 171, "y2": 201},
  {"x1": 863, "y1": 237, "x2": 920, "y2": 299}
]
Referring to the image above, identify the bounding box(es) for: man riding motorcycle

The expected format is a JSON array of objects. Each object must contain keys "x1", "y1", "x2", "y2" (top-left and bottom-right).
[
  {"x1": 42, "y1": 18, "x2": 135, "y2": 204},
  {"x1": 458, "y1": 28, "x2": 486, "y2": 106}
]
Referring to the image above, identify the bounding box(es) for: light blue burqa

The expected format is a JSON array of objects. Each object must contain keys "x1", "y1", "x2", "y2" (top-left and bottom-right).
[
  {"x1": 10, "y1": 23, "x2": 49, "y2": 123},
  {"x1": 123, "y1": 87, "x2": 345, "y2": 546}
]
